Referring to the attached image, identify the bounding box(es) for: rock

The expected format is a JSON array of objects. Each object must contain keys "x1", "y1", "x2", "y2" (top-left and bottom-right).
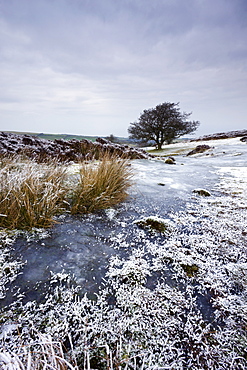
[
  {"x1": 193, "y1": 189, "x2": 211, "y2": 197},
  {"x1": 187, "y1": 145, "x2": 211, "y2": 156},
  {"x1": 165, "y1": 156, "x2": 176, "y2": 164},
  {"x1": 240, "y1": 136, "x2": 247, "y2": 142}
]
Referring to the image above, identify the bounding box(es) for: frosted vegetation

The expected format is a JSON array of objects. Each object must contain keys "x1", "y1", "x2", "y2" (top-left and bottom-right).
[
  {"x1": 0, "y1": 154, "x2": 132, "y2": 229},
  {"x1": 0, "y1": 138, "x2": 247, "y2": 369}
]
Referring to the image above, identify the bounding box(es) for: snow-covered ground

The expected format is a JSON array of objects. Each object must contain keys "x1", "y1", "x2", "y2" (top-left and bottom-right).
[
  {"x1": 145, "y1": 136, "x2": 247, "y2": 156},
  {"x1": 0, "y1": 137, "x2": 247, "y2": 369}
]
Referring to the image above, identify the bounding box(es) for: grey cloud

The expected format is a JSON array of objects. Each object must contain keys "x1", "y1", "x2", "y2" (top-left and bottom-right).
[{"x1": 2, "y1": 0, "x2": 246, "y2": 73}]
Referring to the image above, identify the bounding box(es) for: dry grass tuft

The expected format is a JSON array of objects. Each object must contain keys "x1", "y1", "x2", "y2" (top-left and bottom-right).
[
  {"x1": 0, "y1": 158, "x2": 68, "y2": 229},
  {"x1": 70, "y1": 154, "x2": 133, "y2": 214},
  {"x1": 0, "y1": 155, "x2": 133, "y2": 229}
]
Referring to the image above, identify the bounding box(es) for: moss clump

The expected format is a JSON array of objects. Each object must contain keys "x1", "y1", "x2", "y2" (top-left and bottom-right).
[
  {"x1": 135, "y1": 217, "x2": 171, "y2": 233},
  {"x1": 181, "y1": 264, "x2": 199, "y2": 277},
  {"x1": 193, "y1": 189, "x2": 211, "y2": 197}
]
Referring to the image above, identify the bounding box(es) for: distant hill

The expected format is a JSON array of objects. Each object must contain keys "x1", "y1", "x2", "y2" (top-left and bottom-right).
[
  {"x1": 3, "y1": 131, "x2": 99, "y2": 142},
  {"x1": 38, "y1": 133, "x2": 100, "y2": 142},
  {"x1": 195, "y1": 129, "x2": 247, "y2": 141},
  {"x1": 2, "y1": 131, "x2": 133, "y2": 145},
  {"x1": 2, "y1": 131, "x2": 133, "y2": 144}
]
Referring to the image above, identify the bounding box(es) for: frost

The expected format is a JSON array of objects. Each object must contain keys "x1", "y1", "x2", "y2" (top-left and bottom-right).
[
  {"x1": 107, "y1": 249, "x2": 151, "y2": 287},
  {"x1": 0, "y1": 137, "x2": 247, "y2": 368},
  {"x1": 104, "y1": 208, "x2": 118, "y2": 221},
  {"x1": 0, "y1": 234, "x2": 24, "y2": 299}
]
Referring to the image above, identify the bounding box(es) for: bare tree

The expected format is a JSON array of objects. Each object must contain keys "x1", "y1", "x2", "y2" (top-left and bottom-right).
[{"x1": 128, "y1": 102, "x2": 200, "y2": 149}]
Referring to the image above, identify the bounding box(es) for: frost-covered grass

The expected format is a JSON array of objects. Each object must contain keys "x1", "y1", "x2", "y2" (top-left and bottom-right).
[
  {"x1": 0, "y1": 146, "x2": 247, "y2": 369},
  {"x1": 0, "y1": 155, "x2": 132, "y2": 229},
  {"x1": 0, "y1": 232, "x2": 24, "y2": 301},
  {"x1": 1, "y1": 192, "x2": 247, "y2": 368},
  {"x1": 70, "y1": 154, "x2": 133, "y2": 214},
  {"x1": 0, "y1": 158, "x2": 68, "y2": 229},
  {"x1": 0, "y1": 333, "x2": 78, "y2": 369},
  {"x1": 1, "y1": 246, "x2": 246, "y2": 369}
]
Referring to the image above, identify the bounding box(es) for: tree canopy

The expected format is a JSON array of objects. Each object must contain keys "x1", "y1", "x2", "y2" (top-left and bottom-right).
[{"x1": 128, "y1": 102, "x2": 200, "y2": 149}]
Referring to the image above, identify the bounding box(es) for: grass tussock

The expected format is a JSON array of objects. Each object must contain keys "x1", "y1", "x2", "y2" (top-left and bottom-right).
[
  {"x1": 0, "y1": 158, "x2": 67, "y2": 229},
  {"x1": 0, "y1": 155, "x2": 133, "y2": 230},
  {"x1": 70, "y1": 154, "x2": 132, "y2": 214}
]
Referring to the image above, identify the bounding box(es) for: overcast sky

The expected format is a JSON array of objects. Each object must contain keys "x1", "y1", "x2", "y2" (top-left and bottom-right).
[{"x1": 0, "y1": 0, "x2": 247, "y2": 137}]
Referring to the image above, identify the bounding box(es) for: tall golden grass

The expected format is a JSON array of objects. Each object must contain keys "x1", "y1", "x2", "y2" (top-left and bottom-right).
[
  {"x1": 0, "y1": 155, "x2": 133, "y2": 230},
  {"x1": 0, "y1": 159, "x2": 67, "y2": 229},
  {"x1": 70, "y1": 155, "x2": 133, "y2": 214}
]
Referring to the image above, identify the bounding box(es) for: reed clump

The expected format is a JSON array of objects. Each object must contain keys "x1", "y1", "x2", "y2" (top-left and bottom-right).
[
  {"x1": 70, "y1": 154, "x2": 132, "y2": 214},
  {"x1": 0, "y1": 155, "x2": 133, "y2": 229},
  {"x1": 0, "y1": 158, "x2": 67, "y2": 229}
]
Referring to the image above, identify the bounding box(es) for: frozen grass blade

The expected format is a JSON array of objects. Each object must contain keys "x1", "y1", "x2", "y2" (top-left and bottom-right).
[{"x1": 0, "y1": 334, "x2": 78, "y2": 370}]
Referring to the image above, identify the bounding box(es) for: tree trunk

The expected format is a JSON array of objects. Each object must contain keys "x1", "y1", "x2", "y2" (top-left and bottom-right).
[{"x1": 157, "y1": 142, "x2": 162, "y2": 150}]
